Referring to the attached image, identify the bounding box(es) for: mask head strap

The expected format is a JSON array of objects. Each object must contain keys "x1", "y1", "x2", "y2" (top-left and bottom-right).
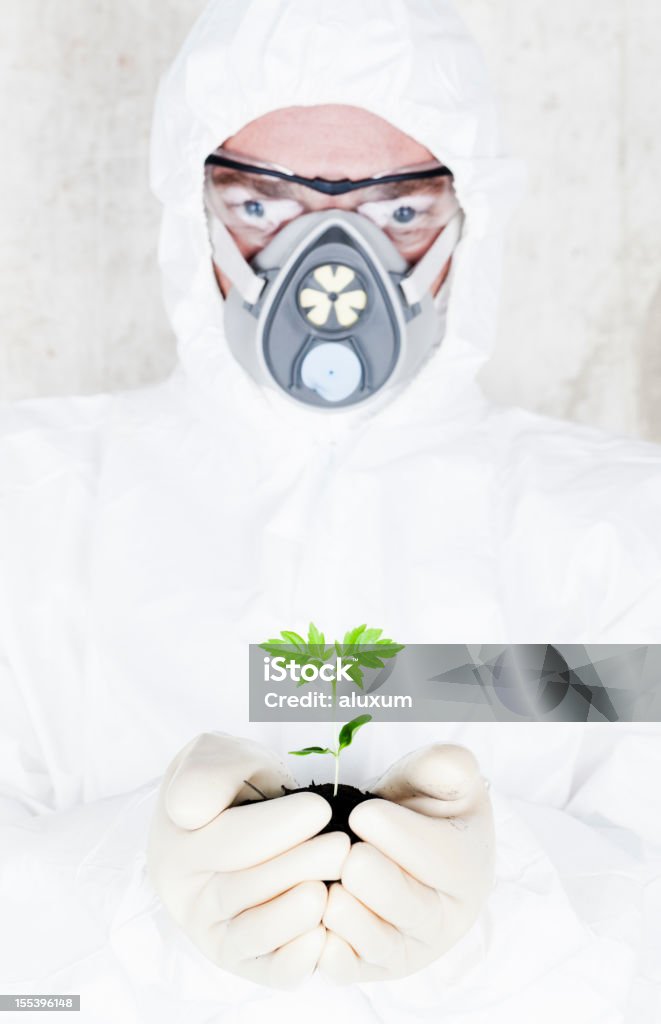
[
  {"x1": 400, "y1": 210, "x2": 464, "y2": 306},
  {"x1": 205, "y1": 190, "x2": 266, "y2": 305}
]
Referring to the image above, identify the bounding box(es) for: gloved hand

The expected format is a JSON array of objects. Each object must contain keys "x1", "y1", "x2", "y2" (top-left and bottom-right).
[
  {"x1": 147, "y1": 732, "x2": 349, "y2": 989},
  {"x1": 319, "y1": 743, "x2": 494, "y2": 983}
]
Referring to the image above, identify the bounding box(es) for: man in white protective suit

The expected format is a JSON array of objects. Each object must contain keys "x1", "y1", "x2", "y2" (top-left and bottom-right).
[{"x1": 1, "y1": 0, "x2": 660, "y2": 1020}]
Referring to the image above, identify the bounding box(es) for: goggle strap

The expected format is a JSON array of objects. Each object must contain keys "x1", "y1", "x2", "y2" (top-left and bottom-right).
[
  {"x1": 205, "y1": 153, "x2": 452, "y2": 195},
  {"x1": 209, "y1": 216, "x2": 265, "y2": 305},
  {"x1": 400, "y1": 210, "x2": 464, "y2": 306}
]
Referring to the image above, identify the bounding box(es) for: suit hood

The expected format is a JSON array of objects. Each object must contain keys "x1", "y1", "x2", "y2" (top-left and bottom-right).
[{"x1": 150, "y1": 0, "x2": 523, "y2": 431}]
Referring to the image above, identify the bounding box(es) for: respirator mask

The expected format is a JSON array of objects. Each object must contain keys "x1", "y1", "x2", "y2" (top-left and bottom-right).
[{"x1": 204, "y1": 148, "x2": 463, "y2": 409}]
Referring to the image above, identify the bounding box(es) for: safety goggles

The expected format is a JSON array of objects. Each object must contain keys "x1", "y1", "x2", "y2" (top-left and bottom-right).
[{"x1": 204, "y1": 147, "x2": 459, "y2": 262}]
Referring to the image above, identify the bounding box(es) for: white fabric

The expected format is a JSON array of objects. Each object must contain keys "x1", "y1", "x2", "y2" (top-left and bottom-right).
[{"x1": 0, "y1": 0, "x2": 660, "y2": 1018}]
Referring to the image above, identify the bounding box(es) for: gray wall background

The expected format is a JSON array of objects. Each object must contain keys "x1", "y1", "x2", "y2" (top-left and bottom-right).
[{"x1": 1, "y1": 1, "x2": 660, "y2": 441}]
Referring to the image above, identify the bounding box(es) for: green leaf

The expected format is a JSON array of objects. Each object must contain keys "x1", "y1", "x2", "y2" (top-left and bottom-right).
[
  {"x1": 308, "y1": 621, "x2": 324, "y2": 645},
  {"x1": 281, "y1": 630, "x2": 307, "y2": 650},
  {"x1": 354, "y1": 651, "x2": 385, "y2": 670},
  {"x1": 307, "y1": 621, "x2": 326, "y2": 658},
  {"x1": 288, "y1": 746, "x2": 333, "y2": 756},
  {"x1": 259, "y1": 643, "x2": 288, "y2": 657},
  {"x1": 356, "y1": 627, "x2": 383, "y2": 644},
  {"x1": 259, "y1": 641, "x2": 289, "y2": 655},
  {"x1": 373, "y1": 642, "x2": 405, "y2": 659},
  {"x1": 347, "y1": 661, "x2": 364, "y2": 689},
  {"x1": 260, "y1": 644, "x2": 312, "y2": 666},
  {"x1": 338, "y1": 714, "x2": 373, "y2": 751},
  {"x1": 343, "y1": 623, "x2": 367, "y2": 648}
]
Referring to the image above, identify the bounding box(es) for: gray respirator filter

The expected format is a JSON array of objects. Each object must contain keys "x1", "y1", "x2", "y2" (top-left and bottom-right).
[{"x1": 212, "y1": 209, "x2": 463, "y2": 409}]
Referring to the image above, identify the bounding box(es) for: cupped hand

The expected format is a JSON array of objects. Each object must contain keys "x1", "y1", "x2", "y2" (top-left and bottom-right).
[
  {"x1": 147, "y1": 732, "x2": 350, "y2": 989},
  {"x1": 318, "y1": 743, "x2": 494, "y2": 983}
]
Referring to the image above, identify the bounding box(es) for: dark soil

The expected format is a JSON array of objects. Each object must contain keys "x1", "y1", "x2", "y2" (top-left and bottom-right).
[
  {"x1": 238, "y1": 782, "x2": 375, "y2": 845},
  {"x1": 282, "y1": 782, "x2": 375, "y2": 844}
]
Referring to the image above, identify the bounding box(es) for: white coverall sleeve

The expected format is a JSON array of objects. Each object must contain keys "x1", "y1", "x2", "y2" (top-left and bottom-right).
[
  {"x1": 0, "y1": 712, "x2": 278, "y2": 1009},
  {"x1": 0, "y1": 778, "x2": 161, "y2": 988},
  {"x1": 0, "y1": 649, "x2": 56, "y2": 824},
  {"x1": 0, "y1": 633, "x2": 164, "y2": 990},
  {"x1": 0, "y1": 637, "x2": 224, "y2": 1000}
]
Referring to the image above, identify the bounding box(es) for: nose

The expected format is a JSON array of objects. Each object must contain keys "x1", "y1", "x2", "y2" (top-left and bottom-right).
[{"x1": 304, "y1": 193, "x2": 360, "y2": 214}]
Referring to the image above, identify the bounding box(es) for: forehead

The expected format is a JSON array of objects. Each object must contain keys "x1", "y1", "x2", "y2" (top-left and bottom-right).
[{"x1": 220, "y1": 104, "x2": 436, "y2": 180}]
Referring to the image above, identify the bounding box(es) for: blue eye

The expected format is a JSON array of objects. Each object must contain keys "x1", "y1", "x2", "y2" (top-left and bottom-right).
[
  {"x1": 393, "y1": 205, "x2": 416, "y2": 224},
  {"x1": 244, "y1": 199, "x2": 265, "y2": 218}
]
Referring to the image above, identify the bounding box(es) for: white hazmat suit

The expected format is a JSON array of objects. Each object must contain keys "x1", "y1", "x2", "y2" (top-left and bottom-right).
[{"x1": 1, "y1": 0, "x2": 660, "y2": 1020}]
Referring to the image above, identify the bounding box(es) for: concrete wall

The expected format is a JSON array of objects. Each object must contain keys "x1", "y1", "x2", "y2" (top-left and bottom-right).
[{"x1": 1, "y1": 0, "x2": 660, "y2": 441}]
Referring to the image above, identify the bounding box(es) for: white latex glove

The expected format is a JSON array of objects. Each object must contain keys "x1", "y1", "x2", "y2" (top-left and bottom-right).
[
  {"x1": 319, "y1": 743, "x2": 494, "y2": 983},
  {"x1": 147, "y1": 732, "x2": 350, "y2": 989}
]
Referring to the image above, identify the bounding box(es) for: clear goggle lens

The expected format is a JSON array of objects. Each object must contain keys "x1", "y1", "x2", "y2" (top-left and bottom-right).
[{"x1": 204, "y1": 148, "x2": 460, "y2": 262}]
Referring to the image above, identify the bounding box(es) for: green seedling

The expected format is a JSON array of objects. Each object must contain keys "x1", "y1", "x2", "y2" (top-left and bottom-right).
[
  {"x1": 260, "y1": 622, "x2": 404, "y2": 797},
  {"x1": 289, "y1": 713, "x2": 373, "y2": 797}
]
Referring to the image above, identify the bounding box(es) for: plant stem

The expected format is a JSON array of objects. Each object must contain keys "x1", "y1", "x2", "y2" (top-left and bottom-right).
[{"x1": 331, "y1": 676, "x2": 340, "y2": 797}]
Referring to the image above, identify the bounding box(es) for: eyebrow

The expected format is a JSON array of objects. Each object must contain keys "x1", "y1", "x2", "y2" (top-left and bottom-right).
[
  {"x1": 206, "y1": 153, "x2": 452, "y2": 196},
  {"x1": 210, "y1": 169, "x2": 449, "y2": 202},
  {"x1": 357, "y1": 179, "x2": 448, "y2": 201},
  {"x1": 210, "y1": 169, "x2": 303, "y2": 199}
]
